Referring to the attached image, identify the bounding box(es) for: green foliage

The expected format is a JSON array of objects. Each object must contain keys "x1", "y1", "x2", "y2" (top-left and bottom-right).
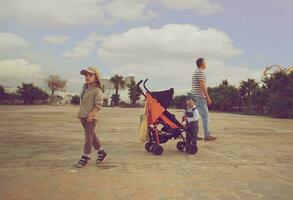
[
  {"x1": 111, "y1": 94, "x2": 120, "y2": 106},
  {"x1": 208, "y1": 80, "x2": 238, "y2": 111},
  {"x1": 46, "y1": 75, "x2": 67, "y2": 95},
  {"x1": 171, "y1": 95, "x2": 187, "y2": 109},
  {"x1": 262, "y1": 71, "x2": 293, "y2": 118},
  {"x1": 17, "y1": 83, "x2": 49, "y2": 104},
  {"x1": 110, "y1": 75, "x2": 125, "y2": 106},
  {"x1": 0, "y1": 85, "x2": 5, "y2": 100},
  {"x1": 239, "y1": 78, "x2": 259, "y2": 109},
  {"x1": 71, "y1": 95, "x2": 80, "y2": 105},
  {"x1": 127, "y1": 80, "x2": 141, "y2": 105},
  {"x1": 173, "y1": 71, "x2": 293, "y2": 119}
]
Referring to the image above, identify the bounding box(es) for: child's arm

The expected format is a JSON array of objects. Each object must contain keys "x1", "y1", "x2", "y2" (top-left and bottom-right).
[
  {"x1": 194, "y1": 109, "x2": 199, "y2": 121},
  {"x1": 182, "y1": 115, "x2": 186, "y2": 122},
  {"x1": 87, "y1": 107, "x2": 98, "y2": 122},
  {"x1": 182, "y1": 110, "x2": 186, "y2": 122},
  {"x1": 87, "y1": 89, "x2": 103, "y2": 122}
]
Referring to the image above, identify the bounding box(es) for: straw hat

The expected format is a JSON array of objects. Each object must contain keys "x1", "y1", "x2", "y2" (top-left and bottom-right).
[{"x1": 80, "y1": 67, "x2": 101, "y2": 80}]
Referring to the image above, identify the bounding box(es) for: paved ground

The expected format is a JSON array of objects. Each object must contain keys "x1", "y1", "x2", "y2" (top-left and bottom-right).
[{"x1": 0, "y1": 105, "x2": 292, "y2": 200}]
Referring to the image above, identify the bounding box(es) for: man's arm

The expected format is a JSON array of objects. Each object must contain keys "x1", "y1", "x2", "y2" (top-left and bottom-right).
[{"x1": 199, "y1": 80, "x2": 212, "y2": 105}]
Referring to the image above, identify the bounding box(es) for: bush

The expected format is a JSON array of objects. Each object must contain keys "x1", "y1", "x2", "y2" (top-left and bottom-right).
[
  {"x1": 266, "y1": 96, "x2": 292, "y2": 118},
  {"x1": 71, "y1": 95, "x2": 80, "y2": 105},
  {"x1": 171, "y1": 95, "x2": 187, "y2": 109},
  {"x1": 111, "y1": 94, "x2": 120, "y2": 106},
  {"x1": 17, "y1": 83, "x2": 49, "y2": 104}
]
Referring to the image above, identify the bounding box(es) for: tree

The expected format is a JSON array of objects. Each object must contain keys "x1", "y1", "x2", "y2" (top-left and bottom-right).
[
  {"x1": 249, "y1": 86, "x2": 268, "y2": 114},
  {"x1": 262, "y1": 71, "x2": 293, "y2": 118},
  {"x1": 110, "y1": 75, "x2": 125, "y2": 106},
  {"x1": 17, "y1": 83, "x2": 49, "y2": 104},
  {"x1": 171, "y1": 95, "x2": 187, "y2": 109},
  {"x1": 127, "y1": 80, "x2": 141, "y2": 105},
  {"x1": 208, "y1": 80, "x2": 238, "y2": 111},
  {"x1": 46, "y1": 75, "x2": 67, "y2": 96},
  {"x1": 111, "y1": 94, "x2": 120, "y2": 106},
  {"x1": 0, "y1": 85, "x2": 5, "y2": 100},
  {"x1": 239, "y1": 79, "x2": 259, "y2": 110}
]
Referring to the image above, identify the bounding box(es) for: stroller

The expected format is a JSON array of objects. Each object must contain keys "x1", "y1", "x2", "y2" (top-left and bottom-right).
[{"x1": 137, "y1": 79, "x2": 198, "y2": 156}]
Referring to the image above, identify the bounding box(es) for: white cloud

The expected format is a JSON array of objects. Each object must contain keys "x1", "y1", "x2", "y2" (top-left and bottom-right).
[
  {"x1": 62, "y1": 32, "x2": 106, "y2": 59},
  {"x1": 0, "y1": 0, "x2": 156, "y2": 27},
  {"x1": 0, "y1": 0, "x2": 222, "y2": 27},
  {"x1": 0, "y1": 0, "x2": 106, "y2": 27},
  {"x1": 44, "y1": 35, "x2": 70, "y2": 45},
  {"x1": 0, "y1": 32, "x2": 29, "y2": 51},
  {"x1": 0, "y1": 59, "x2": 43, "y2": 86},
  {"x1": 103, "y1": 0, "x2": 157, "y2": 21},
  {"x1": 94, "y1": 24, "x2": 261, "y2": 92},
  {"x1": 159, "y1": 0, "x2": 223, "y2": 14}
]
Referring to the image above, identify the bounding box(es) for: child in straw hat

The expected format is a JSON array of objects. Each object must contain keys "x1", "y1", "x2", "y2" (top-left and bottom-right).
[{"x1": 76, "y1": 67, "x2": 107, "y2": 168}]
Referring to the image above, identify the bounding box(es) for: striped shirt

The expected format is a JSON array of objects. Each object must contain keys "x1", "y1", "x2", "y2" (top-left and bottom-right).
[{"x1": 192, "y1": 68, "x2": 206, "y2": 98}]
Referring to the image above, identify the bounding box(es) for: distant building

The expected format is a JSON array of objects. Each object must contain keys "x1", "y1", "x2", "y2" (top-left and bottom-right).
[
  {"x1": 3, "y1": 85, "x2": 17, "y2": 93},
  {"x1": 101, "y1": 78, "x2": 114, "y2": 106}
]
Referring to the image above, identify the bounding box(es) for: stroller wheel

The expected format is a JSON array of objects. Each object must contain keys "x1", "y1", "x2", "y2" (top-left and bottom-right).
[
  {"x1": 186, "y1": 144, "x2": 198, "y2": 155},
  {"x1": 152, "y1": 144, "x2": 163, "y2": 156},
  {"x1": 145, "y1": 142, "x2": 152, "y2": 152},
  {"x1": 176, "y1": 141, "x2": 186, "y2": 152}
]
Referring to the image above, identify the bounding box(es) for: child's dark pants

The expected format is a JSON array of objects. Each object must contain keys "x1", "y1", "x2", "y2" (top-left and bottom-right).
[
  {"x1": 80, "y1": 118, "x2": 101, "y2": 154},
  {"x1": 186, "y1": 121, "x2": 199, "y2": 145}
]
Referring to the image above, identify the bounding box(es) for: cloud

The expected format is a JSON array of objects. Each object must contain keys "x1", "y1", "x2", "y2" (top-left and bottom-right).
[
  {"x1": 62, "y1": 32, "x2": 106, "y2": 59},
  {"x1": 0, "y1": 59, "x2": 43, "y2": 87},
  {"x1": 103, "y1": 0, "x2": 157, "y2": 21},
  {"x1": 0, "y1": 0, "x2": 156, "y2": 27},
  {"x1": 44, "y1": 35, "x2": 70, "y2": 45},
  {"x1": 0, "y1": 0, "x2": 222, "y2": 27},
  {"x1": 159, "y1": 0, "x2": 223, "y2": 14},
  {"x1": 0, "y1": 32, "x2": 29, "y2": 51},
  {"x1": 0, "y1": 0, "x2": 106, "y2": 27},
  {"x1": 94, "y1": 24, "x2": 261, "y2": 92}
]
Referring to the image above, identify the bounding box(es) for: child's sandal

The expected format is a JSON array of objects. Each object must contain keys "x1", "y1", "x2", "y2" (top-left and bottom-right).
[
  {"x1": 96, "y1": 150, "x2": 107, "y2": 164},
  {"x1": 76, "y1": 156, "x2": 91, "y2": 168}
]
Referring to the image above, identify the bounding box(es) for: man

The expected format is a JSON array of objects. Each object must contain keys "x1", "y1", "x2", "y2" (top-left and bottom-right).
[{"x1": 192, "y1": 58, "x2": 217, "y2": 141}]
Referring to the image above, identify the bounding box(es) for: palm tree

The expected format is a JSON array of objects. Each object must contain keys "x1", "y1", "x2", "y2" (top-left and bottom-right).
[
  {"x1": 239, "y1": 79, "x2": 259, "y2": 107},
  {"x1": 127, "y1": 80, "x2": 141, "y2": 105},
  {"x1": 209, "y1": 80, "x2": 238, "y2": 111},
  {"x1": 110, "y1": 75, "x2": 125, "y2": 106},
  {"x1": 246, "y1": 79, "x2": 259, "y2": 97},
  {"x1": 250, "y1": 86, "x2": 268, "y2": 114}
]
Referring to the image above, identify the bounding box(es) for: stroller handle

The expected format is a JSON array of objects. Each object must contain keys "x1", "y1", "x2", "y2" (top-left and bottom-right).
[
  {"x1": 143, "y1": 79, "x2": 151, "y2": 94},
  {"x1": 136, "y1": 78, "x2": 152, "y2": 98},
  {"x1": 136, "y1": 80, "x2": 145, "y2": 97}
]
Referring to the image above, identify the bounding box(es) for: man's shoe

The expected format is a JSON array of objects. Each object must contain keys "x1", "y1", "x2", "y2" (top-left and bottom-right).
[
  {"x1": 197, "y1": 136, "x2": 203, "y2": 140},
  {"x1": 204, "y1": 135, "x2": 217, "y2": 141}
]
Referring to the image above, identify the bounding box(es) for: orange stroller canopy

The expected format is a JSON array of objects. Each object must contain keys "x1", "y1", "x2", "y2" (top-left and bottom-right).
[{"x1": 146, "y1": 93, "x2": 179, "y2": 129}]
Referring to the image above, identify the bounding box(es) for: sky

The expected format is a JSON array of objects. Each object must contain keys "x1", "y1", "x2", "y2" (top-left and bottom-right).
[{"x1": 0, "y1": 0, "x2": 292, "y2": 95}]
